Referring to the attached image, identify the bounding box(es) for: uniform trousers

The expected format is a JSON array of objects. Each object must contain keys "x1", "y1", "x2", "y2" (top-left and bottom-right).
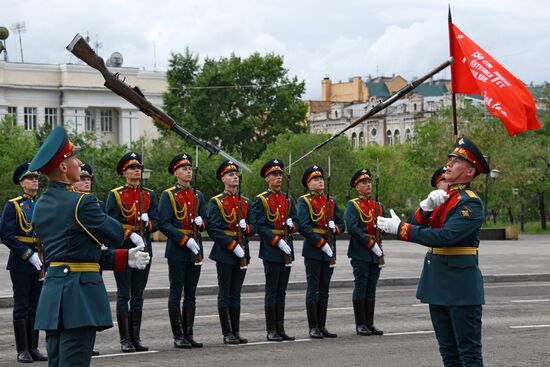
[
  {"x1": 304, "y1": 258, "x2": 333, "y2": 303},
  {"x1": 10, "y1": 271, "x2": 42, "y2": 320},
  {"x1": 167, "y1": 259, "x2": 201, "y2": 310},
  {"x1": 216, "y1": 262, "x2": 246, "y2": 307},
  {"x1": 263, "y1": 261, "x2": 291, "y2": 305},
  {"x1": 350, "y1": 259, "x2": 380, "y2": 300},
  {"x1": 114, "y1": 261, "x2": 151, "y2": 313}
]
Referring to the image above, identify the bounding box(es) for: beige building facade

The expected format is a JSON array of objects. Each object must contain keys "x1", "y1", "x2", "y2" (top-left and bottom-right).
[{"x1": 0, "y1": 61, "x2": 166, "y2": 145}]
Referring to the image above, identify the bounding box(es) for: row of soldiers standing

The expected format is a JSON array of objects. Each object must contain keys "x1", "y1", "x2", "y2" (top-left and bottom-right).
[{"x1": 0, "y1": 127, "x2": 387, "y2": 364}]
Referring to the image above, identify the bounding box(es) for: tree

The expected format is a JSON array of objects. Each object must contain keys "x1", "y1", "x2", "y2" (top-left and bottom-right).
[{"x1": 163, "y1": 50, "x2": 308, "y2": 161}]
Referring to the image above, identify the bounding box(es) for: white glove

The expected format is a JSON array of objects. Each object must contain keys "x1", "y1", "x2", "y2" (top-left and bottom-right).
[
  {"x1": 321, "y1": 243, "x2": 333, "y2": 258},
  {"x1": 419, "y1": 189, "x2": 449, "y2": 212},
  {"x1": 28, "y1": 253, "x2": 42, "y2": 271},
  {"x1": 239, "y1": 219, "x2": 247, "y2": 230},
  {"x1": 286, "y1": 218, "x2": 294, "y2": 228},
  {"x1": 140, "y1": 213, "x2": 149, "y2": 225},
  {"x1": 371, "y1": 243, "x2": 383, "y2": 257},
  {"x1": 377, "y1": 209, "x2": 402, "y2": 235},
  {"x1": 128, "y1": 244, "x2": 150, "y2": 270},
  {"x1": 233, "y1": 244, "x2": 245, "y2": 258},
  {"x1": 186, "y1": 237, "x2": 200, "y2": 255},
  {"x1": 194, "y1": 216, "x2": 203, "y2": 227},
  {"x1": 277, "y1": 239, "x2": 292, "y2": 254},
  {"x1": 129, "y1": 232, "x2": 145, "y2": 248},
  {"x1": 328, "y1": 220, "x2": 336, "y2": 233}
]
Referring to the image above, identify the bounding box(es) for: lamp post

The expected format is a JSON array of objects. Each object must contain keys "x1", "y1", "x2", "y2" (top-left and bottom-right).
[
  {"x1": 483, "y1": 155, "x2": 500, "y2": 223},
  {"x1": 142, "y1": 168, "x2": 152, "y2": 187}
]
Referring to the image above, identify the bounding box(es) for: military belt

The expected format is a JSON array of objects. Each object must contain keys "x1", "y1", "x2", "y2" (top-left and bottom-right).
[
  {"x1": 15, "y1": 236, "x2": 38, "y2": 244},
  {"x1": 123, "y1": 224, "x2": 141, "y2": 231},
  {"x1": 428, "y1": 247, "x2": 478, "y2": 255},
  {"x1": 49, "y1": 262, "x2": 100, "y2": 272},
  {"x1": 223, "y1": 230, "x2": 237, "y2": 236},
  {"x1": 177, "y1": 229, "x2": 194, "y2": 235},
  {"x1": 313, "y1": 228, "x2": 328, "y2": 234},
  {"x1": 272, "y1": 229, "x2": 284, "y2": 235}
]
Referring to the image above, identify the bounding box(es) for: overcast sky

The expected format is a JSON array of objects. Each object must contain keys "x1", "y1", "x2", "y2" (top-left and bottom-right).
[{"x1": 2, "y1": 0, "x2": 549, "y2": 99}]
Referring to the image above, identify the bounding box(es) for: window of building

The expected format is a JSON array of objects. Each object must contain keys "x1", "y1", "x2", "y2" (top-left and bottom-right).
[
  {"x1": 386, "y1": 130, "x2": 393, "y2": 145},
  {"x1": 359, "y1": 132, "x2": 364, "y2": 147},
  {"x1": 394, "y1": 129, "x2": 400, "y2": 144},
  {"x1": 100, "y1": 109, "x2": 113, "y2": 132},
  {"x1": 45, "y1": 108, "x2": 59, "y2": 127},
  {"x1": 7, "y1": 106, "x2": 17, "y2": 125},
  {"x1": 371, "y1": 128, "x2": 377, "y2": 137},
  {"x1": 351, "y1": 132, "x2": 357, "y2": 148},
  {"x1": 405, "y1": 129, "x2": 412, "y2": 144},
  {"x1": 24, "y1": 107, "x2": 37, "y2": 130},
  {"x1": 334, "y1": 110, "x2": 339, "y2": 119},
  {"x1": 85, "y1": 109, "x2": 96, "y2": 131}
]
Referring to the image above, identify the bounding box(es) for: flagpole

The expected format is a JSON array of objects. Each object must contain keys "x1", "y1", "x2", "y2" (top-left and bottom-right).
[{"x1": 448, "y1": 5, "x2": 458, "y2": 140}]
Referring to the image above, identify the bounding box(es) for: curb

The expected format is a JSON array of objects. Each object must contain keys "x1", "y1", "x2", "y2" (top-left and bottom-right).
[{"x1": 1, "y1": 273, "x2": 549, "y2": 309}]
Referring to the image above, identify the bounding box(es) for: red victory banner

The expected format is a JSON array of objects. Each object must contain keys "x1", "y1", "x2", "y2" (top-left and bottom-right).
[{"x1": 448, "y1": 22, "x2": 541, "y2": 135}]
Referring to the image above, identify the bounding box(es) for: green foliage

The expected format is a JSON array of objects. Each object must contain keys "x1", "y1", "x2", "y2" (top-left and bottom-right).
[{"x1": 162, "y1": 50, "x2": 308, "y2": 161}]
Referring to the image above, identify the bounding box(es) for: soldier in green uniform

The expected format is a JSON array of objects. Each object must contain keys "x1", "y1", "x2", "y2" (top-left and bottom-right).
[
  {"x1": 378, "y1": 137, "x2": 489, "y2": 367},
  {"x1": 296, "y1": 164, "x2": 345, "y2": 339},
  {"x1": 158, "y1": 153, "x2": 206, "y2": 349},
  {"x1": 344, "y1": 168, "x2": 385, "y2": 336},
  {"x1": 0, "y1": 162, "x2": 48, "y2": 363},
  {"x1": 28, "y1": 126, "x2": 150, "y2": 367},
  {"x1": 207, "y1": 160, "x2": 253, "y2": 344},
  {"x1": 251, "y1": 159, "x2": 297, "y2": 342},
  {"x1": 105, "y1": 152, "x2": 159, "y2": 353}
]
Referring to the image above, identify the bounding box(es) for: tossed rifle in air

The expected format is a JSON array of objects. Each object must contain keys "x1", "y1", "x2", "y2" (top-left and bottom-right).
[
  {"x1": 66, "y1": 33, "x2": 251, "y2": 173},
  {"x1": 374, "y1": 159, "x2": 385, "y2": 268},
  {"x1": 191, "y1": 146, "x2": 203, "y2": 265},
  {"x1": 282, "y1": 152, "x2": 293, "y2": 267},
  {"x1": 290, "y1": 57, "x2": 455, "y2": 168},
  {"x1": 325, "y1": 156, "x2": 336, "y2": 268}
]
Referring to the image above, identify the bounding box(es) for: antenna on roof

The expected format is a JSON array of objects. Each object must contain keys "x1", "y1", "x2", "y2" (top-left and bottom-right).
[{"x1": 11, "y1": 21, "x2": 26, "y2": 62}]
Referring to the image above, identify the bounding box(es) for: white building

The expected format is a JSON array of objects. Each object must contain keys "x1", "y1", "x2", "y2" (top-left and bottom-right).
[{"x1": 0, "y1": 60, "x2": 166, "y2": 145}]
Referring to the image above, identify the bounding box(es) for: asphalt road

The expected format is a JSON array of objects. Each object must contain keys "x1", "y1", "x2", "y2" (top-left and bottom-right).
[{"x1": 0, "y1": 281, "x2": 548, "y2": 366}]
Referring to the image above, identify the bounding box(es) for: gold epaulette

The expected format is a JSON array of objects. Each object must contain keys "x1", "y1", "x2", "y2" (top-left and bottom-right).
[
  {"x1": 9, "y1": 196, "x2": 22, "y2": 203},
  {"x1": 464, "y1": 190, "x2": 479, "y2": 199},
  {"x1": 213, "y1": 193, "x2": 224, "y2": 199},
  {"x1": 299, "y1": 193, "x2": 311, "y2": 200},
  {"x1": 111, "y1": 186, "x2": 124, "y2": 193},
  {"x1": 163, "y1": 186, "x2": 176, "y2": 193},
  {"x1": 350, "y1": 197, "x2": 360, "y2": 203},
  {"x1": 256, "y1": 191, "x2": 268, "y2": 198}
]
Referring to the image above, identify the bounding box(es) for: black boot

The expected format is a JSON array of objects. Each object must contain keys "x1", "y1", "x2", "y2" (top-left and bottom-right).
[
  {"x1": 117, "y1": 313, "x2": 135, "y2": 353},
  {"x1": 26, "y1": 314, "x2": 48, "y2": 361},
  {"x1": 352, "y1": 300, "x2": 372, "y2": 336},
  {"x1": 92, "y1": 351, "x2": 100, "y2": 356},
  {"x1": 13, "y1": 319, "x2": 33, "y2": 363},
  {"x1": 306, "y1": 302, "x2": 323, "y2": 339},
  {"x1": 218, "y1": 307, "x2": 239, "y2": 344},
  {"x1": 318, "y1": 299, "x2": 337, "y2": 338},
  {"x1": 129, "y1": 310, "x2": 149, "y2": 351},
  {"x1": 365, "y1": 299, "x2": 383, "y2": 335},
  {"x1": 183, "y1": 306, "x2": 202, "y2": 348},
  {"x1": 169, "y1": 308, "x2": 191, "y2": 349},
  {"x1": 276, "y1": 303, "x2": 295, "y2": 341},
  {"x1": 265, "y1": 305, "x2": 282, "y2": 341},
  {"x1": 229, "y1": 306, "x2": 248, "y2": 344}
]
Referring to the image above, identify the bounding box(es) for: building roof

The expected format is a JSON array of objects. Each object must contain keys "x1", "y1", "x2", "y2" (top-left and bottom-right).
[
  {"x1": 365, "y1": 82, "x2": 390, "y2": 97},
  {"x1": 413, "y1": 83, "x2": 448, "y2": 97}
]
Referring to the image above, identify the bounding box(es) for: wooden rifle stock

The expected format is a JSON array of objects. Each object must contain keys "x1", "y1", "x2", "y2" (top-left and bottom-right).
[
  {"x1": 374, "y1": 160, "x2": 385, "y2": 268},
  {"x1": 192, "y1": 190, "x2": 203, "y2": 265},
  {"x1": 236, "y1": 180, "x2": 248, "y2": 270},
  {"x1": 37, "y1": 239, "x2": 45, "y2": 281},
  {"x1": 282, "y1": 194, "x2": 293, "y2": 267},
  {"x1": 325, "y1": 196, "x2": 336, "y2": 268}
]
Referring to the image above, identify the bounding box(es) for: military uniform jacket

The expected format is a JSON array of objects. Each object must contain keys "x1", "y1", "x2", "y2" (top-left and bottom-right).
[
  {"x1": 345, "y1": 196, "x2": 384, "y2": 263},
  {"x1": 0, "y1": 194, "x2": 40, "y2": 274},
  {"x1": 159, "y1": 185, "x2": 207, "y2": 262},
  {"x1": 296, "y1": 192, "x2": 345, "y2": 261},
  {"x1": 252, "y1": 190, "x2": 298, "y2": 263},
  {"x1": 400, "y1": 184, "x2": 485, "y2": 306},
  {"x1": 105, "y1": 184, "x2": 159, "y2": 256},
  {"x1": 32, "y1": 182, "x2": 130, "y2": 331},
  {"x1": 207, "y1": 192, "x2": 253, "y2": 266}
]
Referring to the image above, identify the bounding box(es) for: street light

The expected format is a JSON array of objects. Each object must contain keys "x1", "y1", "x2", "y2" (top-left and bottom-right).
[
  {"x1": 482, "y1": 154, "x2": 500, "y2": 223},
  {"x1": 142, "y1": 168, "x2": 152, "y2": 187}
]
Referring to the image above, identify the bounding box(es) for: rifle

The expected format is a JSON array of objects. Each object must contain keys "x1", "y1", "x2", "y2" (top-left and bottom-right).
[
  {"x1": 191, "y1": 146, "x2": 203, "y2": 265},
  {"x1": 139, "y1": 161, "x2": 147, "y2": 252},
  {"x1": 289, "y1": 57, "x2": 454, "y2": 168},
  {"x1": 374, "y1": 159, "x2": 385, "y2": 268},
  {"x1": 236, "y1": 174, "x2": 248, "y2": 270},
  {"x1": 282, "y1": 152, "x2": 293, "y2": 267},
  {"x1": 66, "y1": 34, "x2": 251, "y2": 174},
  {"x1": 36, "y1": 239, "x2": 45, "y2": 281},
  {"x1": 325, "y1": 156, "x2": 336, "y2": 268}
]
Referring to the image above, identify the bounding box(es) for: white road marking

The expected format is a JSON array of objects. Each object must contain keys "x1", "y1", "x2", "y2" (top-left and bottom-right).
[
  {"x1": 510, "y1": 324, "x2": 550, "y2": 329},
  {"x1": 411, "y1": 303, "x2": 429, "y2": 307},
  {"x1": 93, "y1": 350, "x2": 159, "y2": 358},
  {"x1": 384, "y1": 330, "x2": 434, "y2": 336},
  {"x1": 327, "y1": 307, "x2": 352, "y2": 311},
  {"x1": 226, "y1": 338, "x2": 312, "y2": 346},
  {"x1": 510, "y1": 299, "x2": 550, "y2": 303}
]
